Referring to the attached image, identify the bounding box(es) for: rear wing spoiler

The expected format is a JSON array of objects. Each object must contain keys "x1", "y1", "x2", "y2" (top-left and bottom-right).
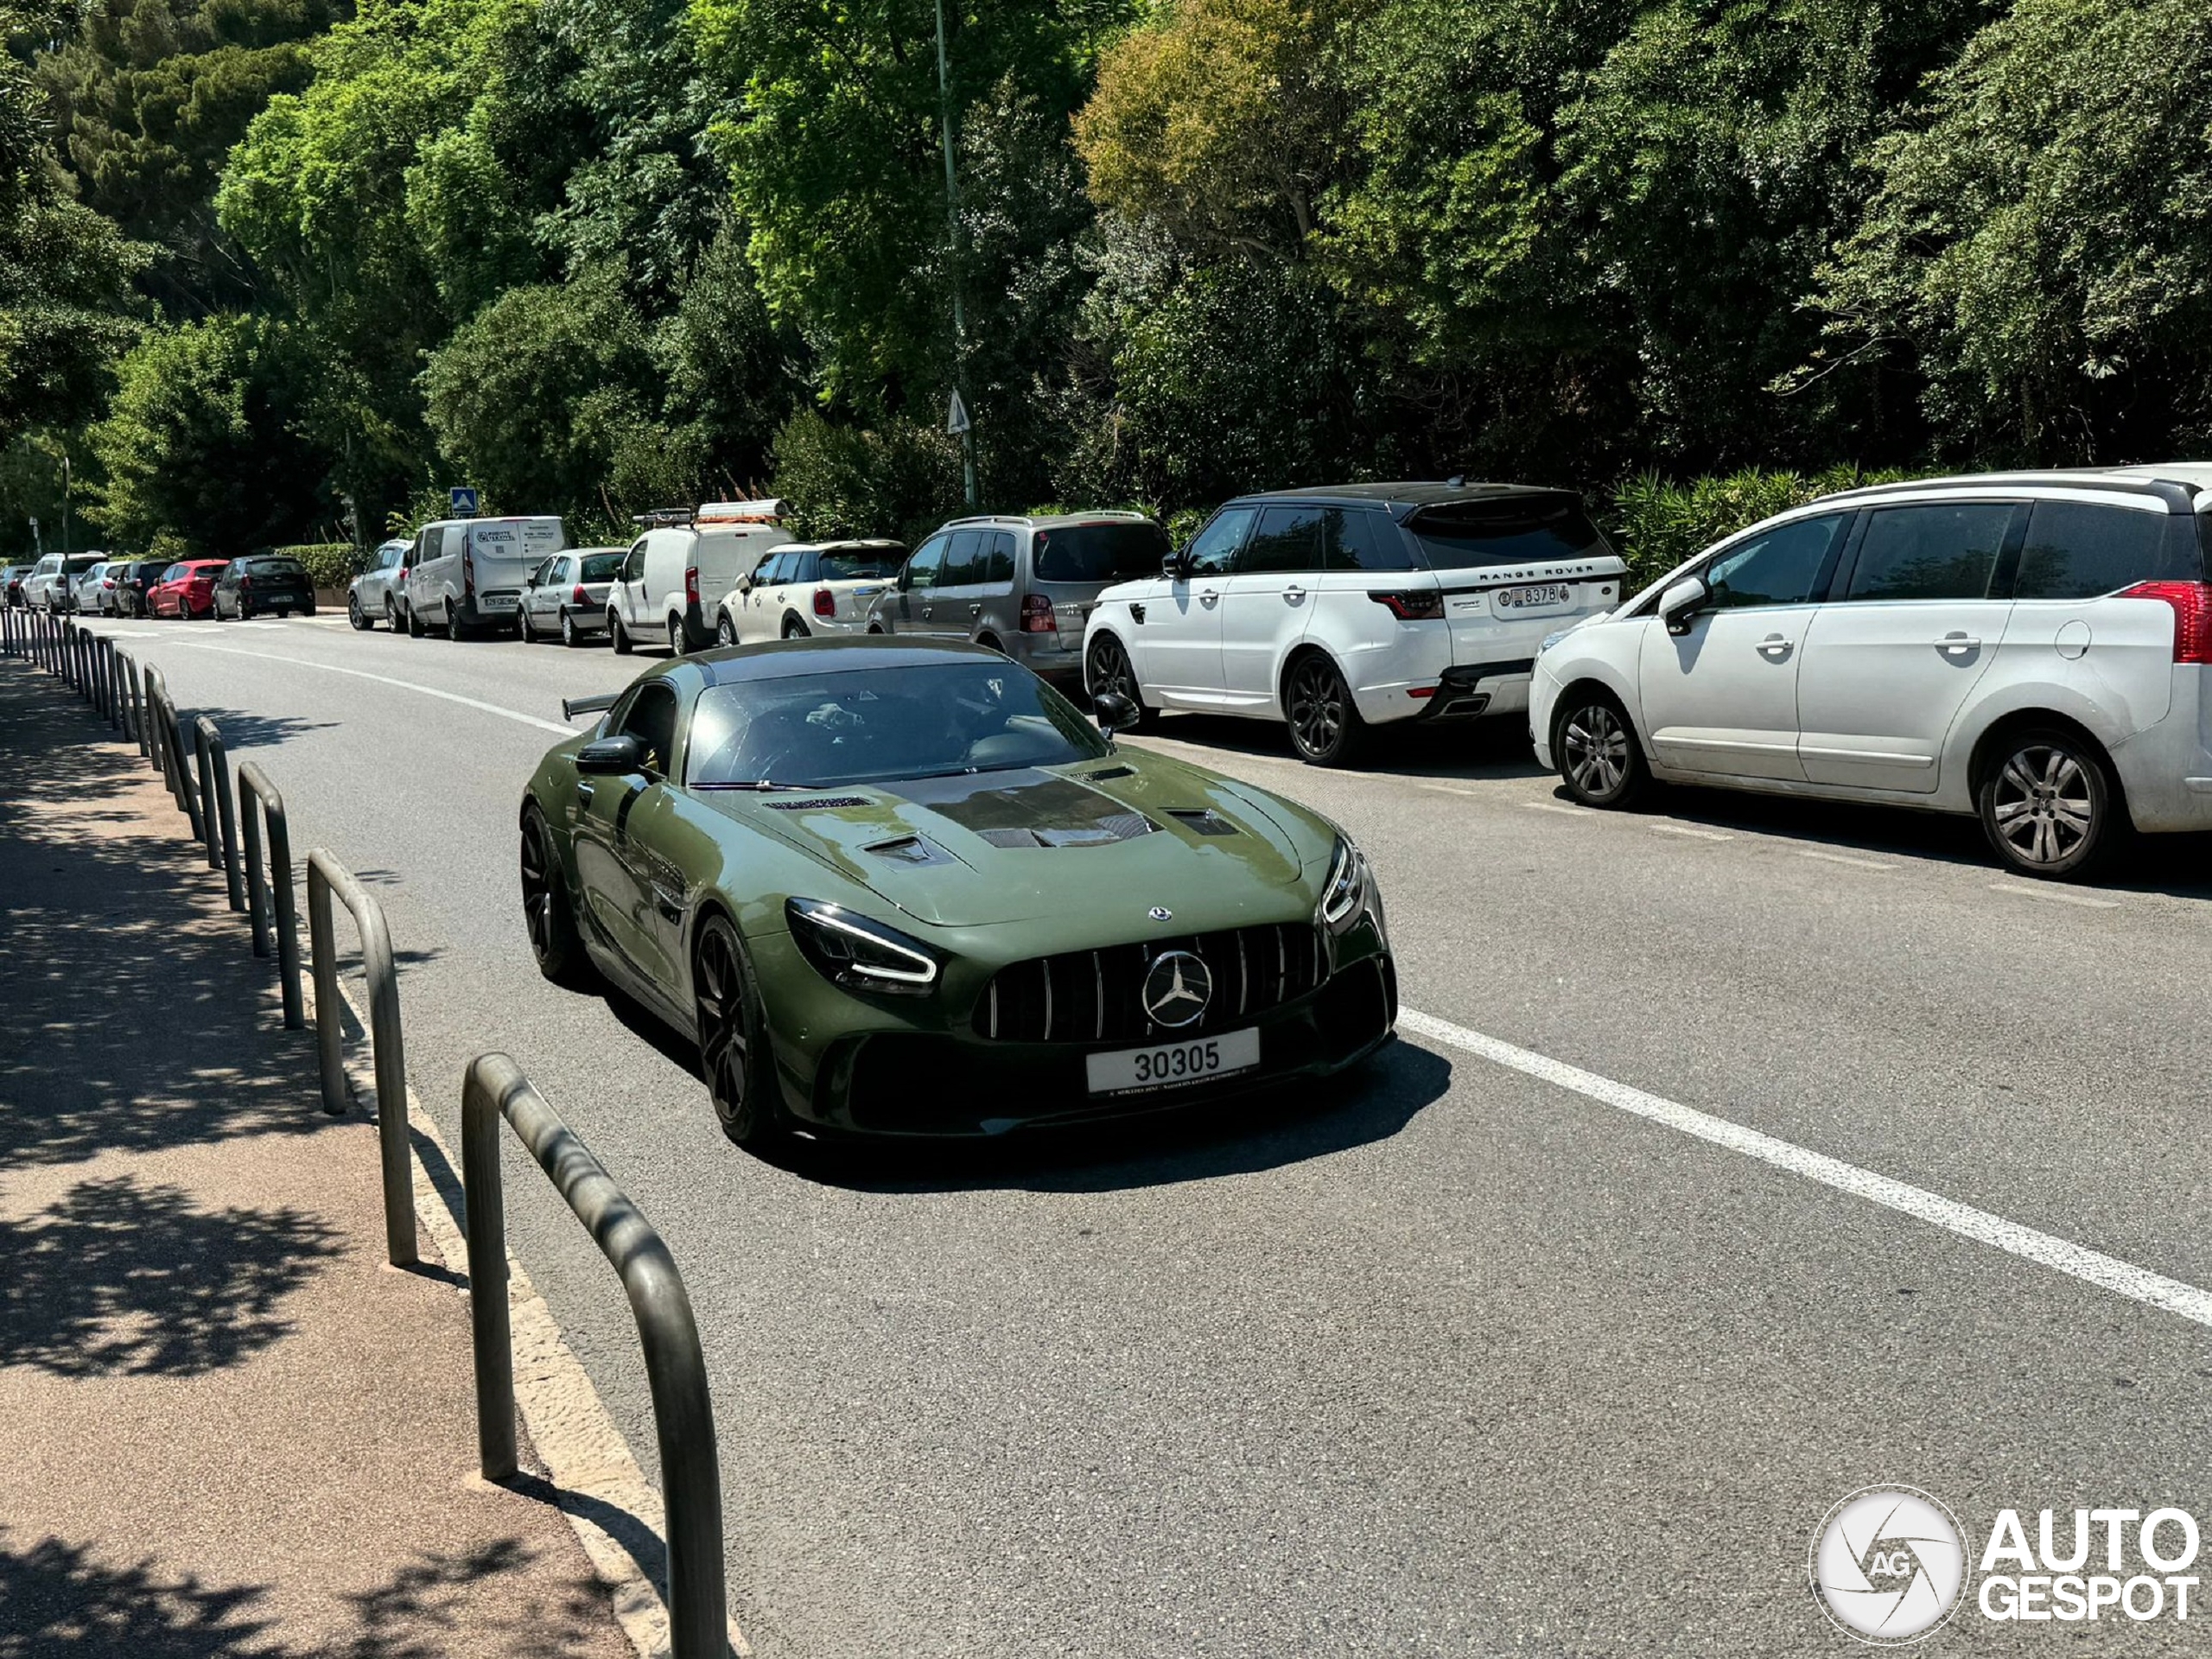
[{"x1": 562, "y1": 691, "x2": 620, "y2": 721}]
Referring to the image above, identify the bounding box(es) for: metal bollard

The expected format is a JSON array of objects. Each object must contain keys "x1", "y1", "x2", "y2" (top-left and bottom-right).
[
  {"x1": 238, "y1": 760, "x2": 304, "y2": 1029},
  {"x1": 117, "y1": 650, "x2": 145, "y2": 752},
  {"x1": 193, "y1": 716, "x2": 245, "y2": 912},
  {"x1": 461, "y1": 1054, "x2": 729, "y2": 1659},
  {"x1": 306, "y1": 849, "x2": 416, "y2": 1267},
  {"x1": 101, "y1": 638, "x2": 119, "y2": 728}
]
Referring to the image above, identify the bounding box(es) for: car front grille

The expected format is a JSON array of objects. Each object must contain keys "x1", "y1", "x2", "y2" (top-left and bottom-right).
[{"x1": 976, "y1": 922, "x2": 1326, "y2": 1045}]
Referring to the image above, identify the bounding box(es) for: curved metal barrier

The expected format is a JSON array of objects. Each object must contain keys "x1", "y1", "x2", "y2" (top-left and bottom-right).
[
  {"x1": 238, "y1": 760, "x2": 305, "y2": 1030},
  {"x1": 307, "y1": 848, "x2": 417, "y2": 1268},
  {"x1": 193, "y1": 715, "x2": 245, "y2": 912},
  {"x1": 461, "y1": 1053, "x2": 728, "y2": 1659}
]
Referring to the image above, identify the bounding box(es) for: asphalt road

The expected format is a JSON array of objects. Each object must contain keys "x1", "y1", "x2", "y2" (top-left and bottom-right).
[{"x1": 70, "y1": 607, "x2": 2212, "y2": 1656}]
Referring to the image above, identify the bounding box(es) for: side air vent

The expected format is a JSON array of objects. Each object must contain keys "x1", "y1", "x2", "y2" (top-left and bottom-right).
[
  {"x1": 765, "y1": 796, "x2": 874, "y2": 810},
  {"x1": 1166, "y1": 809, "x2": 1239, "y2": 837},
  {"x1": 1085, "y1": 766, "x2": 1135, "y2": 781}
]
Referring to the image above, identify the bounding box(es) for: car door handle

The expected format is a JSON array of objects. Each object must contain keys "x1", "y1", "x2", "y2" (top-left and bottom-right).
[
  {"x1": 1755, "y1": 635, "x2": 1793, "y2": 656},
  {"x1": 1283, "y1": 585, "x2": 1305, "y2": 602},
  {"x1": 920, "y1": 605, "x2": 933, "y2": 620},
  {"x1": 575, "y1": 782, "x2": 595, "y2": 806},
  {"x1": 1198, "y1": 589, "x2": 1219, "y2": 608},
  {"x1": 969, "y1": 603, "x2": 982, "y2": 616},
  {"x1": 1936, "y1": 632, "x2": 1981, "y2": 653}
]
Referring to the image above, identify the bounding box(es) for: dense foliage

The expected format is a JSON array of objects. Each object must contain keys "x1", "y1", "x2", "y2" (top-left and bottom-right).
[{"x1": 9, "y1": 0, "x2": 2209, "y2": 563}]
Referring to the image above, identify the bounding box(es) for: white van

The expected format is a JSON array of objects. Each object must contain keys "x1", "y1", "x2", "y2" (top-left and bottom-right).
[
  {"x1": 607, "y1": 501, "x2": 794, "y2": 655},
  {"x1": 401, "y1": 515, "x2": 567, "y2": 639}
]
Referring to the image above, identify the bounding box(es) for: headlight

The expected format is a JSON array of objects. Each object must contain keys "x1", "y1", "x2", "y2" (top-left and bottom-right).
[
  {"x1": 1318, "y1": 837, "x2": 1371, "y2": 934},
  {"x1": 785, "y1": 898, "x2": 940, "y2": 996},
  {"x1": 1539, "y1": 627, "x2": 1572, "y2": 656}
]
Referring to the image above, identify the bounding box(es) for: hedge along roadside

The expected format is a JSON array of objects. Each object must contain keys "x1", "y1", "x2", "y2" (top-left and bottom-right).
[{"x1": 1601, "y1": 466, "x2": 1923, "y2": 592}]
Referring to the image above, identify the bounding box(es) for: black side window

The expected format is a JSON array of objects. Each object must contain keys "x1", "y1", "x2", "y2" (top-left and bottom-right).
[
  {"x1": 941, "y1": 530, "x2": 986, "y2": 587},
  {"x1": 2014, "y1": 502, "x2": 2184, "y2": 600},
  {"x1": 1182, "y1": 508, "x2": 1254, "y2": 576},
  {"x1": 1843, "y1": 504, "x2": 2018, "y2": 603},
  {"x1": 1323, "y1": 508, "x2": 1414, "y2": 572},
  {"x1": 620, "y1": 683, "x2": 680, "y2": 779},
  {"x1": 986, "y1": 531, "x2": 1015, "y2": 582},
  {"x1": 1237, "y1": 505, "x2": 1325, "y2": 575},
  {"x1": 1703, "y1": 514, "x2": 1850, "y2": 611},
  {"x1": 904, "y1": 536, "x2": 946, "y2": 590}
]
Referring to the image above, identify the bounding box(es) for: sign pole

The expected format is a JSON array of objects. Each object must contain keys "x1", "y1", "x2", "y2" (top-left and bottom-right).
[{"x1": 934, "y1": 0, "x2": 977, "y2": 509}]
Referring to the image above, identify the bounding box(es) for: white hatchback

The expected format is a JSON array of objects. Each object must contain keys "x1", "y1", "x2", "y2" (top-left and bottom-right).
[
  {"x1": 1530, "y1": 467, "x2": 2212, "y2": 879},
  {"x1": 1084, "y1": 482, "x2": 1627, "y2": 765}
]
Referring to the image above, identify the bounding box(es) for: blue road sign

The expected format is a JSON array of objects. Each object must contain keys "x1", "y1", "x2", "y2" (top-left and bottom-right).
[{"x1": 448, "y1": 486, "x2": 480, "y2": 517}]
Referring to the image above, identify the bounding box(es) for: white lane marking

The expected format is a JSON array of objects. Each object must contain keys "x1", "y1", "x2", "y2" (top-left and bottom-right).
[
  {"x1": 1798, "y1": 849, "x2": 1895, "y2": 871},
  {"x1": 159, "y1": 639, "x2": 576, "y2": 734},
  {"x1": 1650, "y1": 822, "x2": 1731, "y2": 841},
  {"x1": 1522, "y1": 800, "x2": 1586, "y2": 817},
  {"x1": 1416, "y1": 782, "x2": 1481, "y2": 799},
  {"x1": 1987, "y1": 880, "x2": 2122, "y2": 910},
  {"x1": 1398, "y1": 1007, "x2": 2212, "y2": 1327}
]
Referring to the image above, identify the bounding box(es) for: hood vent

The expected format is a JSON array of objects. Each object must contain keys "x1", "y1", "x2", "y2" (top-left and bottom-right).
[
  {"x1": 765, "y1": 795, "x2": 874, "y2": 810},
  {"x1": 865, "y1": 833, "x2": 950, "y2": 867},
  {"x1": 1085, "y1": 766, "x2": 1135, "y2": 781},
  {"x1": 976, "y1": 812, "x2": 1155, "y2": 849},
  {"x1": 1166, "y1": 809, "x2": 1240, "y2": 837}
]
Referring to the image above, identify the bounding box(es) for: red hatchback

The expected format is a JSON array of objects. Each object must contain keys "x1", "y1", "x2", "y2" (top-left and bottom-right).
[{"x1": 149, "y1": 560, "x2": 226, "y2": 619}]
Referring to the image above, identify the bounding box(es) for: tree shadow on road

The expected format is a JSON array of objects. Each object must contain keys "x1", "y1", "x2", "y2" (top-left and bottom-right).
[{"x1": 0, "y1": 1173, "x2": 342, "y2": 1377}]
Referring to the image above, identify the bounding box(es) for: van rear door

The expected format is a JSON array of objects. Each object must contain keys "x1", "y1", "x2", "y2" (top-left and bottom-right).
[{"x1": 468, "y1": 518, "x2": 566, "y2": 615}]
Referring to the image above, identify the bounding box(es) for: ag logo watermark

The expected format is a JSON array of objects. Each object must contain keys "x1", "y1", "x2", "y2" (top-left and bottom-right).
[
  {"x1": 1811, "y1": 1489, "x2": 2204, "y2": 1643},
  {"x1": 1811, "y1": 1487, "x2": 1967, "y2": 1644}
]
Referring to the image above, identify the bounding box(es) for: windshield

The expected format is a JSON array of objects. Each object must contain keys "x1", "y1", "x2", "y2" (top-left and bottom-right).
[
  {"x1": 820, "y1": 548, "x2": 905, "y2": 582},
  {"x1": 1033, "y1": 523, "x2": 1170, "y2": 584},
  {"x1": 687, "y1": 662, "x2": 1110, "y2": 791},
  {"x1": 1405, "y1": 499, "x2": 1612, "y2": 569},
  {"x1": 579, "y1": 553, "x2": 624, "y2": 581}
]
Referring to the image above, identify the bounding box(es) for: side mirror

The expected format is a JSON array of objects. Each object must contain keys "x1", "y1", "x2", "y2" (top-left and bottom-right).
[
  {"x1": 1163, "y1": 550, "x2": 1192, "y2": 581},
  {"x1": 1657, "y1": 575, "x2": 1709, "y2": 636},
  {"x1": 736, "y1": 575, "x2": 753, "y2": 594},
  {"x1": 575, "y1": 733, "x2": 644, "y2": 774},
  {"x1": 1093, "y1": 690, "x2": 1141, "y2": 734}
]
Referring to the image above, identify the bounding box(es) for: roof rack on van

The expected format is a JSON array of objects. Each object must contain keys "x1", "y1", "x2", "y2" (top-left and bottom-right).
[
  {"x1": 632, "y1": 507, "x2": 695, "y2": 528},
  {"x1": 695, "y1": 499, "x2": 787, "y2": 526}
]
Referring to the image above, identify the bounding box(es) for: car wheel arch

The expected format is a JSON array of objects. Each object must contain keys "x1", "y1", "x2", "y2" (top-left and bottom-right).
[
  {"x1": 1277, "y1": 642, "x2": 1348, "y2": 718},
  {"x1": 1553, "y1": 676, "x2": 1650, "y2": 758},
  {"x1": 1967, "y1": 708, "x2": 2127, "y2": 810}
]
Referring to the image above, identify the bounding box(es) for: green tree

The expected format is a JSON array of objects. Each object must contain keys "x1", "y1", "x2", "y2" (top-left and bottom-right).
[
  {"x1": 1813, "y1": 0, "x2": 2212, "y2": 462},
  {"x1": 87, "y1": 311, "x2": 328, "y2": 552}
]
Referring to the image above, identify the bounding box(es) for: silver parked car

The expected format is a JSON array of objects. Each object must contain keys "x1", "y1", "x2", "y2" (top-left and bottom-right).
[
  {"x1": 518, "y1": 548, "x2": 624, "y2": 646},
  {"x1": 347, "y1": 538, "x2": 412, "y2": 630},
  {"x1": 863, "y1": 512, "x2": 1171, "y2": 688}
]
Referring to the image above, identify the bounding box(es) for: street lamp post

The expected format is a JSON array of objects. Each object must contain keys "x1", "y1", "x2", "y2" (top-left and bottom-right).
[
  {"x1": 934, "y1": 0, "x2": 978, "y2": 509},
  {"x1": 60, "y1": 453, "x2": 69, "y2": 556}
]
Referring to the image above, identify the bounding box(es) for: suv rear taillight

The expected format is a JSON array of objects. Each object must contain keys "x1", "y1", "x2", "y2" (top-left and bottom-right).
[
  {"x1": 1370, "y1": 589, "x2": 1445, "y2": 621},
  {"x1": 1020, "y1": 594, "x2": 1057, "y2": 633},
  {"x1": 684, "y1": 565, "x2": 700, "y2": 608},
  {"x1": 2121, "y1": 582, "x2": 2212, "y2": 663},
  {"x1": 240, "y1": 575, "x2": 253, "y2": 591}
]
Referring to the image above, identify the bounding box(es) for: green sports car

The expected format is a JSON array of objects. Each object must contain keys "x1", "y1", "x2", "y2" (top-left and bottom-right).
[{"x1": 518, "y1": 637, "x2": 1395, "y2": 1147}]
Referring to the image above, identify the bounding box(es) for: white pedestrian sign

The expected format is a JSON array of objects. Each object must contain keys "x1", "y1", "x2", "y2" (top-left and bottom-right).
[
  {"x1": 448, "y1": 486, "x2": 480, "y2": 517},
  {"x1": 946, "y1": 391, "x2": 970, "y2": 436}
]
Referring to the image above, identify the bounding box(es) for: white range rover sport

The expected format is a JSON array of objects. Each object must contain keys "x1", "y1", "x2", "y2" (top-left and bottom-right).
[
  {"x1": 1530, "y1": 467, "x2": 2212, "y2": 880},
  {"x1": 1084, "y1": 481, "x2": 1628, "y2": 766}
]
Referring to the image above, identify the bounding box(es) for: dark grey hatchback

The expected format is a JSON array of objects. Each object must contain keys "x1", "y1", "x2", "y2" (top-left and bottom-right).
[{"x1": 213, "y1": 556, "x2": 317, "y2": 620}]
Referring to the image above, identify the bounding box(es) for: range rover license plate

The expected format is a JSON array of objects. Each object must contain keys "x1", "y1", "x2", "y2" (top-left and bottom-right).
[
  {"x1": 1086, "y1": 1027, "x2": 1260, "y2": 1096},
  {"x1": 1494, "y1": 582, "x2": 1573, "y2": 613}
]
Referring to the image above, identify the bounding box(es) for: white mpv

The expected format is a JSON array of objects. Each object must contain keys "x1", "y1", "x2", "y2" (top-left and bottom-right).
[
  {"x1": 1530, "y1": 467, "x2": 2212, "y2": 879},
  {"x1": 1084, "y1": 482, "x2": 1627, "y2": 765}
]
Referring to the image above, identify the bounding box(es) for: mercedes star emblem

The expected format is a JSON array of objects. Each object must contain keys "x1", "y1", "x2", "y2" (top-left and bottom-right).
[
  {"x1": 1147, "y1": 906, "x2": 1173, "y2": 922},
  {"x1": 1142, "y1": 950, "x2": 1212, "y2": 1028}
]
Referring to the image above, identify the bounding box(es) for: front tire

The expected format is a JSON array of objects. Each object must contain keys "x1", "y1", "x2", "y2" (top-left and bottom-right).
[
  {"x1": 1086, "y1": 634, "x2": 1160, "y2": 731},
  {"x1": 561, "y1": 609, "x2": 584, "y2": 648},
  {"x1": 611, "y1": 612, "x2": 632, "y2": 655},
  {"x1": 693, "y1": 914, "x2": 785, "y2": 1151},
  {"x1": 1552, "y1": 690, "x2": 1649, "y2": 810},
  {"x1": 1978, "y1": 728, "x2": 2121, "y2": 880},
  {"x1": 1284, "y1": 652, "x2": 1364, "y2": 766},
  {"x1": 716, "y1": 614, "x2": 738, "y2": 647},
  {"x1": 519, "y1": 806, "x2": 595, "y2": 988}
]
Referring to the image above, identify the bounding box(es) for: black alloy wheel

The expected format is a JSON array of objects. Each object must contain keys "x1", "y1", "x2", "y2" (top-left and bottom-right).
[
  {"x1": 1978, "y1": 728, "x2": 2120, "y2": 880},
  {"x1": 1085, "y1": 634, "x2": 1159, "y2": 731},
  {"x1": 1285, "y1": 652, "x2": 1363, "y2": 766},
  {"x1": 519, "y1": 807, "x2": 594, "y2": 987},
  {"x1": 447, "y1": 601, "x2": 468, "y2": 640},
  {"x1": 1553, "y1": 692, "x2": 1649, "y2": 810},
  {"x1": 694, "y1": 914, "x2": 783, "y2": 1151}
]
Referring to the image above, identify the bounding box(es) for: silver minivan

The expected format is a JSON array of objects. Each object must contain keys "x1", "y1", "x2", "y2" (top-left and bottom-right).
[{"x1": 865, "y1": 512, "x2": 1171, "y2": 686}]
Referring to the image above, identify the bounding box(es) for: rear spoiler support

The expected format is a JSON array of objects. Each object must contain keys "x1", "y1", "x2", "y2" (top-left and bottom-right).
[{"x1": 562, "y1": 692, "x2": 620, "y2": 721}]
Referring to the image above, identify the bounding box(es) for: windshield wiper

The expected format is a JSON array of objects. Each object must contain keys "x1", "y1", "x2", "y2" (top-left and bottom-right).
[{"x1": 692, "y1": 779, "x2": 808, "y2": 791}]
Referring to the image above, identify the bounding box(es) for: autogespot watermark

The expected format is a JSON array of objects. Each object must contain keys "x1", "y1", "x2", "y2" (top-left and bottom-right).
[{"x1": 1811, "y1": 1487, "x2": 2204, "y2": 1643}]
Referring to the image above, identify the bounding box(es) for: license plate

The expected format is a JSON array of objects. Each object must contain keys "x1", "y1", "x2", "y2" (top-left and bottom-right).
[
  {"x1": 1494, "y1": 582, "x2": 1574, "y2": 613},
  {"x1": 1085, "y1": 1027, "x2": 1260, "y2": 1096},
  {"x1": 479, "y1": 594, "x2": 517, "y2": 611}
]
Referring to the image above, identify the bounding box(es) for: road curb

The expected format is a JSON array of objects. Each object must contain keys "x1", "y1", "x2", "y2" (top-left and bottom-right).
[{"x1": 308, "y1": 971, "x2": 750, "y2": 1659}]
